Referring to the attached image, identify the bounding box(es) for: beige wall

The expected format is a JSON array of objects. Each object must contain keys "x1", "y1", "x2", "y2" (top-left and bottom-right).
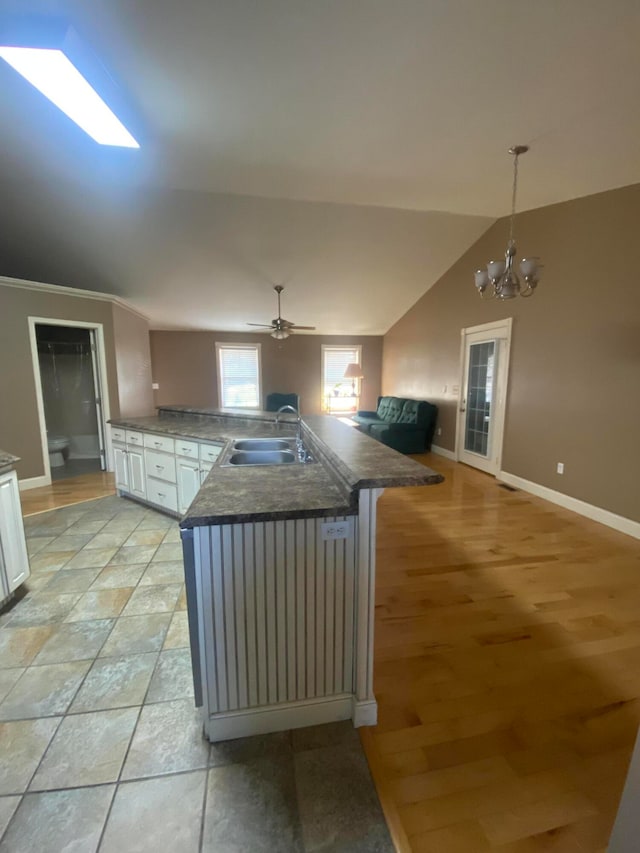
[
  {"x1": 112, "y1": 303, "x2": 154, "y2": 418},
  {"x1": 0, "y1": 283, "x2": 120, "y2": 480},
  {"x1": 383, "y1": 183, "x2": 640, "y2": 523},
  {"x1": 150, "y1": 330, "x2": 383, "y2": 415}
]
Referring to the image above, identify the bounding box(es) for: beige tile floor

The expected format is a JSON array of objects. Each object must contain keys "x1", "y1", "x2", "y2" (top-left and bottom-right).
[{"x1": 0, "y1": 495, "x2": 392, "y2": 852}]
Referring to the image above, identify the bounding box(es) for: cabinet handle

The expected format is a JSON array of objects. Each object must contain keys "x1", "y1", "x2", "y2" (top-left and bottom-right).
[
  {"x1": 155, "y1": 465, "x2": 164, "y2": 471},
  {"x1": 157, "y1": 492, "x2": 165, "y2": 498},
  {"x1": 154, "y1": 441, "x2": 162, "y2": 447}
]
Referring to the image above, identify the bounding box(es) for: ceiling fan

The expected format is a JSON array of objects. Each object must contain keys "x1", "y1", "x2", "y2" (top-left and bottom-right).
[{"x1": 247, "y1": 285, "x2": 316, "y2": 340}]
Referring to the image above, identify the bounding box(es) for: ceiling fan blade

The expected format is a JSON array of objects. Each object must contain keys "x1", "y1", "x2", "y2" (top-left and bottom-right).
[
  {"x1": 289, "y1": 325, "x2": 316, "y2": 330},
  {"x1": 247, "y1": 323, "x2": 275, "y2": 328}
]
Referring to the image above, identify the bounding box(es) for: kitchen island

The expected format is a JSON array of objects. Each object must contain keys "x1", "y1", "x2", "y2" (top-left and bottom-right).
[
  {"x1": 0, "y1": 449, "x2": 31, "y2": 605},
  {"x1": 109, "y1": 406, "x2": 443, "y2": 742}
]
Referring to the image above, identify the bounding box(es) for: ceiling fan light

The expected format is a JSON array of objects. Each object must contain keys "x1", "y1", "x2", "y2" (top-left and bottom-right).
[{"x1": 271, "y1": 329, "x2": 289, "y2": 340}]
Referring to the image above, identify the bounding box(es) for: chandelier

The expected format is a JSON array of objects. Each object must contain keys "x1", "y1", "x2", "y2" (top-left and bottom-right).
[{"x1": 474, "y1": 145, "x2": 541, "y2": 299}]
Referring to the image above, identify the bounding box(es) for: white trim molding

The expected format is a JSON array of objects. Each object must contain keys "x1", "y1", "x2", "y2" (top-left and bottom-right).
[
  {"x1": 430, "y1": 444, "x2": 456, "y2": 461},
  {"x1": 0, "y1": 275, "x2": 149, "y2": 323},
  {"x1": 498, "y1": 470, "x2": 640, "y2": 540},
  {"x1": 18, "y1": 475, "x2": 50, "y2": 492},
  {"x1": 203, "y1": 695, "x2": 354, "y2": 742}
]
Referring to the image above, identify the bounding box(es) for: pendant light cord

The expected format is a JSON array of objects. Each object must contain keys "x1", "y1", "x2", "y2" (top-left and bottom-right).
[{"x1": 509, "y1": 151, "x2": 519, "y2": 245}]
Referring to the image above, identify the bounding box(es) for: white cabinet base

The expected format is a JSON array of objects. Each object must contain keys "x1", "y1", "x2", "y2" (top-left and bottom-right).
[
  {"x1": 0, "y1": 469, "x2": 31, "y2": 602},
  {"x1": 193, "y1": 489, "x2": 383, "y2": 743},
  {"x1": 204, "y1": 694, "x2": 354, "y2": 743}
]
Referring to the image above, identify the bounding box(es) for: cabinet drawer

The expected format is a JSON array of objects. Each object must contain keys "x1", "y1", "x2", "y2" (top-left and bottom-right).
[
  {"x1": 144, "y1": 449, "x2": 177, "y2": 483},
  {"x1": 146, "y1": 478, "x2": 178, "y2": 513},
  {"x1": 176, "y1": 438, "x2": 199, "y2": 459},
  {"x1": 126, "y1": 430, "x2": 144, "y2": 446},
  {"x1": 200, "y1": 443, "x2": 223, "y2": 463},
  {"x1": 111, "y1": 427, "x2": 126, "y2": 443},
  {"x1": 143, "y1": 433, "x2": 175, "y2": 454}
]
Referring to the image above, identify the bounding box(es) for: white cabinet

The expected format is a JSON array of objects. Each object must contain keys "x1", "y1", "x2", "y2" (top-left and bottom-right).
[
  {"x1": 0, "y1": 468, "x2": 30, "y2": 600},
  {"x1": 200, "y1": 444, "x2": 222, "y2": 464},
  {"x1": 177, "y1": 457, "x2": 201, "y2": 514},
  {"x1": 109, "y1": 426, "x2": 223, "y2": 516},
  {"x1": 114, "y1": 443, "x2": 146, "y2": 500},
  {"x1": 144, "y1": 449, "x2": 176, "y2": 484},
  {"x1": 146, "y1": 477, "x2": 178, "y2": 513},
  {"x1": 200, "y1": 462, "x2": 214, "y2": 484},
  {"x1": 128, "y1": 448, "x2": 146, "y2": 499},
  {"x1": 114, "y1": 444, "x2": 130, "y2": 492}
]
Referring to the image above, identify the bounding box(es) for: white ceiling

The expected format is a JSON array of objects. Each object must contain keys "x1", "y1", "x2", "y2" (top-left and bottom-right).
[{"x1": 0, "y1": 0, "x2": 639, "y2": 331}]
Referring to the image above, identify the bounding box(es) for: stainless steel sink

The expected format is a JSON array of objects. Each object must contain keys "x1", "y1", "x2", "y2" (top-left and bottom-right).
[
  {"x1": 233, "y1": 438, "x2": 292, "y2": 452},
  {"x1": 228, "y1": 450, "x2": 296, "y2": 466}
]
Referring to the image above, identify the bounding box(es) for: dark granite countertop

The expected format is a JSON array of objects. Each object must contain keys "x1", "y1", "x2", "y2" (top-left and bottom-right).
[
  {"x1": 0, "y1": 449, "x2": 20, "y2": 469},
  {"x1": 109, "y1": 406, "x2": 443, "y2": 527}
]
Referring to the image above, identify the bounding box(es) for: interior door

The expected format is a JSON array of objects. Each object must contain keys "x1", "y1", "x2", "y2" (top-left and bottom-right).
[
  {"x1": 457, "y1": 321, "x2": 511, "y2": 476},
  {"x1": 89, "y1": 329, "x2": 107, "y2": 471}
]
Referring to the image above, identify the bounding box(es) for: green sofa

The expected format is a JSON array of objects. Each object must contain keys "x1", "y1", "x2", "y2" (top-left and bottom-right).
[{"x1": 352, "y1": 396, "x2": 438, "y2": 454}]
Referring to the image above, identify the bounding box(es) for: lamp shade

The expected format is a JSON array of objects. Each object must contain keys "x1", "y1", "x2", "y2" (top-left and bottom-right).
[{"x1": 344, "y1": 363, "x2": 364, "y2": 380}]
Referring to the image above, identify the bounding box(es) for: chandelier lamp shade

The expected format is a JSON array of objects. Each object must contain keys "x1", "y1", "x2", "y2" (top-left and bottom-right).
[{"x1": 474, "y1": 145, "x2": 542, "y2": 299}]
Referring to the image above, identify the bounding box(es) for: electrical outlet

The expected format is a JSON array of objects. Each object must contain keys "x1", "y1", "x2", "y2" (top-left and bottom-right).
[
  {"x1": 321, "y1": 521, "x2": 351, "y2": 541},
  {"x1": 152, "y1": 382, "x2": 159, "y2": 390},
  {"x1": 452, "y1": 385, "x2": 460, "y2": 395},
  {"x1": 437, "y1": 427, "x2": 442, "y2": 436},
  {"x1": 556, "y1": 462, "x2": 564, "y2": 474}
]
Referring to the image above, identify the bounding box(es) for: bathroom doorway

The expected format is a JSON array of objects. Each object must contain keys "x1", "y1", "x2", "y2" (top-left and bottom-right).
[{"x1": 29, "y1": 319, "x2": 110, "y2": 485}]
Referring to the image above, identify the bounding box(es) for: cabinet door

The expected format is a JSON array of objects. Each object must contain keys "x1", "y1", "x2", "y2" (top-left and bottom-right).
[
  {"x1": 177, "y1": 458, "x2": 201, "y2": 514},
  {"x1": 114, "y1": 444, "x2": 130, "y2": 492},
  {"x1": 128, "y1": 448, "x2": 146, "y2": 499},
  {"x1": 199, "y1": 462, "x2": 213, "y2": 484},
  {"x1": 0, "y1": 470, "x2": 30, "y2": 593}
]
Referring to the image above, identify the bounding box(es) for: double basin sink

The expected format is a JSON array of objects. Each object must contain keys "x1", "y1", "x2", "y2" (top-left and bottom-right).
[{"x1": 222, "y1": 438, "x2": 315, "y2": 467}]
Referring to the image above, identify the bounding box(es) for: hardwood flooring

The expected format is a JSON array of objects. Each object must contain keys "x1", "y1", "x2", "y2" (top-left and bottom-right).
[
  {"x1": 15, "y1": 456, "x2": 640, "y2": 850},
  {"x1": 19, "y1": 471, "x2": 116, "y2": 516},
  {"x1": 365, "y1": 454, "x2": 640, "y2": 853}
]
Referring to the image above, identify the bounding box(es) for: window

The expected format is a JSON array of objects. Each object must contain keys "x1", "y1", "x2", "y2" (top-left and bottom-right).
[
  {"x1": 216, "y1": 343, "x2": 262, "y2": 409},
  {"x1": 321, "y1": 345, "x2": 362, "y2": 413}
]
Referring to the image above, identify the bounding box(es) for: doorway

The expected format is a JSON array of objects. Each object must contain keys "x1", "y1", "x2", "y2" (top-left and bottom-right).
[
  {"x1": 456, "y1": 318, "x2": 512, "y2": 476},
  {"x1": 28, "y1": 318, "x2": 111, "y2": 486}
]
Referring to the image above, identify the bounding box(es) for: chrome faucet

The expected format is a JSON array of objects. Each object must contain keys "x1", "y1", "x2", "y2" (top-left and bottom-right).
[{"x1": 275, "y1": 405, "x2": 302, "y2": 443}]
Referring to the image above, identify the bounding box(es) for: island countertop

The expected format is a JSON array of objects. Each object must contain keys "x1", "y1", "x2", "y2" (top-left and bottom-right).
[
  {"x1": 0, "y1": 449, "x2": 20, "y2": 470},
  {"x1": 109, "y1": 406, "x2": 443, "y2": 527}
]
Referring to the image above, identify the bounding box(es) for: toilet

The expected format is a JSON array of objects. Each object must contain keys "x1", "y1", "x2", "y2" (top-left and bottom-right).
[{"x1": 47, "y1": 435, "x2": 70, "y2": 468}]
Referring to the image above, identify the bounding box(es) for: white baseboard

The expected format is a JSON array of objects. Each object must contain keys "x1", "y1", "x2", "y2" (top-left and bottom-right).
[
  {"x1": 352, "y1": 698, "x2": 378, "y2": 727},
  {"x1": 203, "y1": 694, "x2": 355, "y2": 743},
  {"x1": 430, "y1": 444, "x2": 456, "y2": 460},
  {"x1": 19, "y1": 475, "x2": 50, "y2": 491},
  {"x1": 498, "y1": 470, "x2": 640, "y2": 541}
]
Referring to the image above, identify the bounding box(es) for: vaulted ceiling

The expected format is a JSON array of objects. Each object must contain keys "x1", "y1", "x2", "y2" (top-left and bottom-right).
[{"x1": 1, "y1": 0, "x2": 639, "y2": 332}]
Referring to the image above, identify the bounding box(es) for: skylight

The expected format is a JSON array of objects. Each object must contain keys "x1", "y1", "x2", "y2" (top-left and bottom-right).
[{"x1": 0, "y1": 42, "x2": 139, "y2": 148}]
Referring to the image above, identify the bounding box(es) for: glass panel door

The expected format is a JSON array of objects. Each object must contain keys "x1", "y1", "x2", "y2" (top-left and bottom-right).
[{"x1": 463, "y1": 339, "x2": 497, "y2": 463}]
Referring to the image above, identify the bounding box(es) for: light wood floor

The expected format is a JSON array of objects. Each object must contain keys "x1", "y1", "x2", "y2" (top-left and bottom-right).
[
  {"x1": 19, "y1": 471, "x2": 116, "y2": 516},
  {"x1": 363, "y1": 454, "x2": 640, "y2": 852},
  {"x1": 17, "y1": 459, "x2": 640, "y2": 850}
]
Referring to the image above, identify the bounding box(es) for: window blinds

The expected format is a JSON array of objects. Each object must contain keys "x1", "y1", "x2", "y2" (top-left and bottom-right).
[
  {"x1": 322, "y1": 347, "x2": 360, "y2": 392},
  {"x1": 217, "y1": 345, "x2": 261, "y2": 408}
]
